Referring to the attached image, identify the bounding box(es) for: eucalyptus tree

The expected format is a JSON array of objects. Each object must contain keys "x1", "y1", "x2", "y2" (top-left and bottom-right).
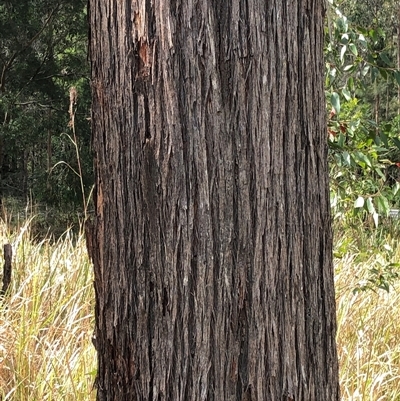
[{"x1": 88, "y1": 1, "x2": 340, "y2": 400}]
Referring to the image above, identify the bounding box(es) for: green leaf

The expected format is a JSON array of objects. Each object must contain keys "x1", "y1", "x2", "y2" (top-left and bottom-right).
[
  {"x1": 393, "y1": 182, "x2": 400, "y2": 196},
  {"x1": 354, "y1": 196, "x2": 364, "y2": 208},
  {"x1": 375, "y1": 168, "x2": 385, "y2": 179},
  {"x1": 371, "y1": 67, "x2": 378, "y2": 82},
  {"x1": 376, "y1": 28, "x2": 385, "y2": 38},
  {"x1": 342, "y1": 88, "x2": 351, "y2": 101},
  {"x1": 366, "y1": 197, "x2": 375, "y2": 214},
  {"x1": 394, "y1": 71, "x2": 400, "y2": 86},
  {"x1": 342, "y1": 151, "x2": 351, "y2": 166},
  {"x1": 383, "y1": 123, "x2": 392, "y2": 132},
  {"x1": 358, "y1": 34, "x2": 367, "y2": 47},
  {"x1": 348, "y1": 77, "x2": 354, "y2": 91},
  {"x1": 362, "y1": 65, "x2": 370, "y2": 76},
  {"x1": 349, "y1": 43, "x2": 357, "y2": 56},
  {"x1": 392, "y1": 137, "x2": 400, "y2": 150},
  {"x1": 343, "y1": 64, "x2": 355, "y2": 72},
  {"x1": 357, "y1": 27, "x2": 368, "y2": 35},
  {"x1": 376, "y1": 195, "x2": 390, "y2": 216},
  {"x1": 337, "y1": 17, "x2": 348, "y2": 33},
  {"x1": 369, "y1": 29, "x2": 378, "y2": 42},
  {"x1": 338, "y1": 132, "x2": 345, "y2": 148},
  {"x1": 387, "y1": 263, "x2": 400, "y2": 268},
  {"x1": 380, "y1": 132, "x2": 389, "y2": 148},
  {"x1": 331, "y1": 92, "x2": 340, "y2": 114},
  {"x1": 340, "y1": 45, "x2": 347, "y2": 61},
  {"x1": 379, "y1": 52, "x2": 392, "y2": 67},
  {"x1": 379, "y1": 68, "x2": 388, "y2": 80},
  {"x1": 356, "y1": 152, "x2": 373, "y2": 168}
]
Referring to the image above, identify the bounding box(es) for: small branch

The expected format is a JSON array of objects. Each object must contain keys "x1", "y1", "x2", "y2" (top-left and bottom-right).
[{"x1": 14, "y1": 101, "x2": 53, "y2": 108}]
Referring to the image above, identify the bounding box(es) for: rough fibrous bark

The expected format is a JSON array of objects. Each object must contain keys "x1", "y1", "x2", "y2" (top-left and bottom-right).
[{"x1": 89, "y1": 1, "x2": 340, "y2": 400}]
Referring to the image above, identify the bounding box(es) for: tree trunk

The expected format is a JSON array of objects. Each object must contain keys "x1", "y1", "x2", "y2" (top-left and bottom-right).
[
  {"x1": 375, "y1": 92, "x2": 380, "y2": 136},
  {"x1": 397, "y1": 5, "x2": 400, "y2": 115},
  {"x1": 47, "y1": 109, "x2": 52, "y2": 191},
  {"x1": 89, "y1": 1, "x2": 340, "y2": 400}
]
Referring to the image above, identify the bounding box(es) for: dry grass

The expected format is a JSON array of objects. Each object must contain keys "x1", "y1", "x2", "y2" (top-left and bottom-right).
[
  {"x1": 335, "y1": 233, "x2": 400, "y2": 401},
  {"x1": 0, "y1": 217, "x2": 96, "y2": 401},
  {"x1": 1, "y1": 215, "x2": 400, "y2": 400}
]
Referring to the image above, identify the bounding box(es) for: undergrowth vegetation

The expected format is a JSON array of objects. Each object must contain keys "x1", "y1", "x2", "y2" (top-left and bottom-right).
[
  {"x1": 0, "y1": 215, "x2": 96, "y2": 401},
  {"x1": 1, "y1": 213, "x2": 400, "y2": 400},
  {"x1": 0, "y1": 0, "x2": 399, "y2": 399},
  {"x1": 334, "y1": 221, "x2": 400, "y2": 400}
]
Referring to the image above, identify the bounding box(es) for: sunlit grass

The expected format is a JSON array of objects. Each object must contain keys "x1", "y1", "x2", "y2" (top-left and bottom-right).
[
  {"x1": 335, "y1": 227, "x2": 400, "y2": 401},
  {"x1": 1, "y1": 214, "x2": 400, "y2": 400},
  {"x1": 0, "y1": 217, "x2": 96, "y2": 401}
]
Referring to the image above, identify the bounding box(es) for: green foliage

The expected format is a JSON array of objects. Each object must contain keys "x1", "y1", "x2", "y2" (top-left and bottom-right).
[
  {"x1": 326, "y1": 0, "x2": 400, "y2": 227},
  {"x1": 0, "y1": 0, "x2": 91, "y2": 210},
  {"x1": 1, "y1": 0, "x2": 399, "y2": 239},
  {"x1": 354, "y1": 262, "x2": 400, "y2": 292}
]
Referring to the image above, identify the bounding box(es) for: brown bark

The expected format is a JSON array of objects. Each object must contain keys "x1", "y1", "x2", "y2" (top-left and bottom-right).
[
  {"x1": 1, "y1": 244, "x2": 12, "y2": 296},
  {"x1": 398, "y1": 5, "x2": 400, "y2": 115},
  {"x1": 89, "y1": 1, "x2": 340, "y2": 400}
]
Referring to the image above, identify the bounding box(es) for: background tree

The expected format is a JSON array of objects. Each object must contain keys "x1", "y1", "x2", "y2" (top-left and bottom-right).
[
  {"x1": 0, "y1": 0, "x2": 91, "y2": 210},
  {"x1": 326, "y1": 0, "x2": 400, "y2": 228},
  {"x1": 89, "y1": 1, "x2": 340, "y2": 400}
]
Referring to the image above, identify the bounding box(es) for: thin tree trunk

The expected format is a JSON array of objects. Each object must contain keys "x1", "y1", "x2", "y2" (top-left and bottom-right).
[
  {"x1": 385, "y1": 77, "x2": 390, "y2": 121},
  {"x1": 398, "y1": 5, "x2": 400, "y2": 115},
  {"x1": 89, "y1": 1, "x2": 340, "y2": 400},
  {"x1": 375, "y1": 91, "x2": 380, "y2": 135},
  {"x1": 0, "y1": 134, "x2": 3, "y2": 207},
  {"x1": 0, "y1": 243, "x2": 12, "y2": 296},
  {"x1": 22, "y1": 148, "x2": 28, "y2": 197},
  {"x1": 47, "y1": 110, "x2": 52, "y2": 191}
]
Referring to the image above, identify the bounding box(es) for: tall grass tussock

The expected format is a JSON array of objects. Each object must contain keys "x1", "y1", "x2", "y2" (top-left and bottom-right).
[
  {"x1": 0, "y1": 211, "x2": 400, "y2": 400},
  {"x1": 0, "y1": 213, "x2": 96, "y2": 400},
  {"x1": 335, "y1": 224, "x2": 400, "y2": 400}
]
